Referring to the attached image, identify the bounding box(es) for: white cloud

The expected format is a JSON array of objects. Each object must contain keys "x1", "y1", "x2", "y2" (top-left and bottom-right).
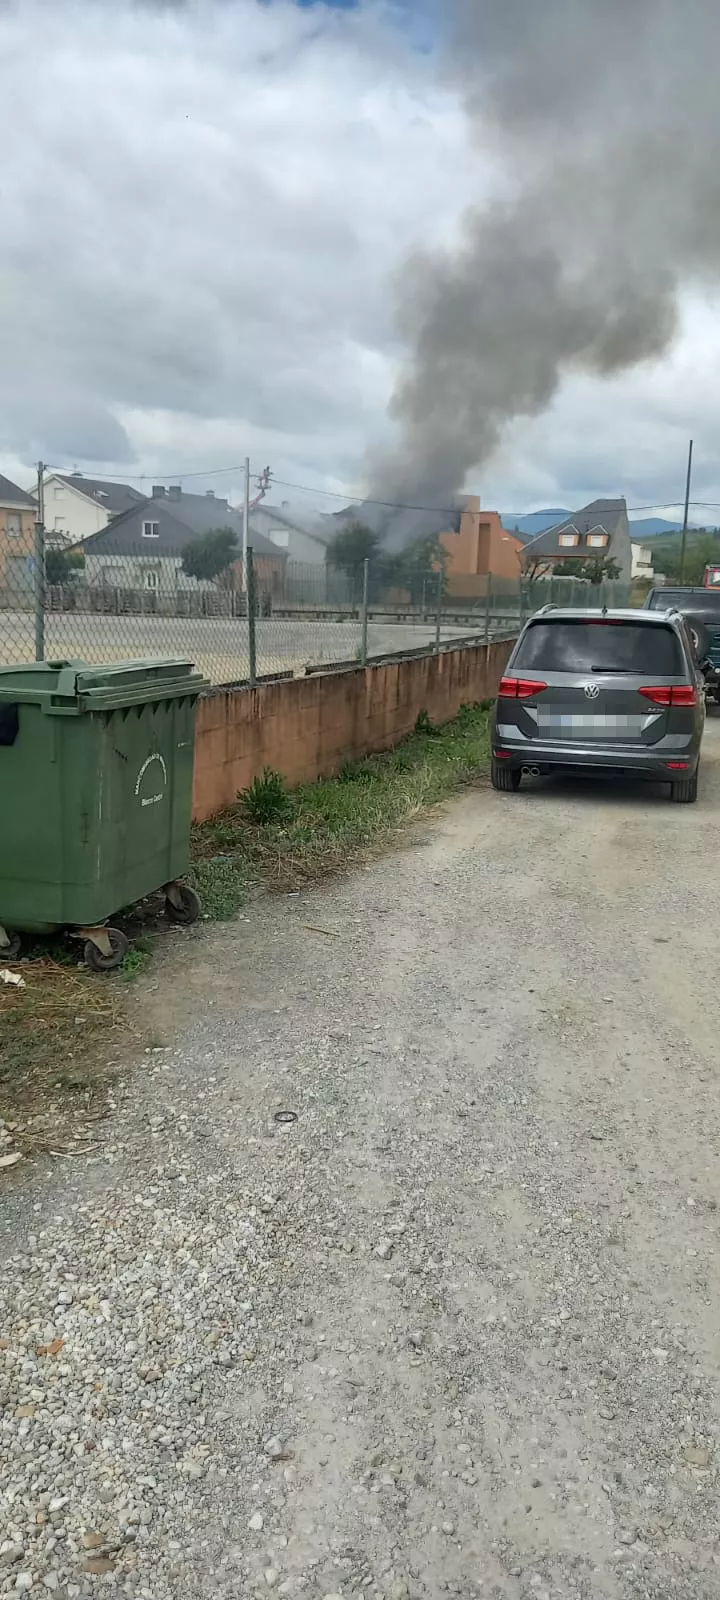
[
  {"x1": 0, "y1": 0, "x2": 478, "y2": 495},
  {"x1": 1, "y1": 0, "x2": 719, "y2": 519}
]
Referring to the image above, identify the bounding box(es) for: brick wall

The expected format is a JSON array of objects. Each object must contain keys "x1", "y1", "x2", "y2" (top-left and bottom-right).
[{"x1": 192, "y1": 636, "x2": 514, "y2": 822}]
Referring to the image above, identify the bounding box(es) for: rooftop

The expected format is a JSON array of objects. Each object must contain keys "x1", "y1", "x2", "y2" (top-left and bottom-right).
[
  {"x1": 54, "y1": 474, "x2": 145, "y2": 517},
  {"x1": 0, "y1": 473, "x2": 35, "y2": 509}
]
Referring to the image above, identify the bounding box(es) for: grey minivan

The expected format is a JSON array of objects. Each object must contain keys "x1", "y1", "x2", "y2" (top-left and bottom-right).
[{"x1": 491, "y1": 607, "x2": 704, "y2": 803}]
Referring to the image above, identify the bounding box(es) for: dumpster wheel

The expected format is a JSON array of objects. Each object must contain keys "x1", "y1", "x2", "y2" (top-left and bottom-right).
[
  {"x1": 0, "y1": 928, "x2": 21, "y2": 962},
  {"x1": 83, "y1": 927, "x2": 129, "y2": 973},
  {"x1": 164, "y1": 882, "x2": 202, "y2": 926}
]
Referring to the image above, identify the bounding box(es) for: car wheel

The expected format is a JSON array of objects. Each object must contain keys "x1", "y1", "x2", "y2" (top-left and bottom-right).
[
  {"x1": 670, "y1": 769, "x2": 699, "y2": 804},
  {"x1": 492, "y1": 761, "x2": 521, "y2": 792}
]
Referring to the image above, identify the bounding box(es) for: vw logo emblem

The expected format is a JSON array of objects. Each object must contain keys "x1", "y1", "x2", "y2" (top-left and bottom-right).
[{"x1": 584, "y1": 683, "x2": 600, "y2": 700}]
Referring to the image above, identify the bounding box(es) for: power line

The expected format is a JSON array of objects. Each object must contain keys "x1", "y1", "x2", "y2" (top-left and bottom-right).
[
  {"x1": 628, "y1": 501, "x2": 720, "y2": 513},
  {"x1": 44, "y1": 461, "x2": 463, "y2": 515},
  {"x1": 270, "y1": 477, "x2": 463, "y2": 513},
  {"x1": 40, "y1": 462, "x2": 720, "y2": 519},
  {"x1": 45, "y1": 461, "x2": 246, "y2": 483}
]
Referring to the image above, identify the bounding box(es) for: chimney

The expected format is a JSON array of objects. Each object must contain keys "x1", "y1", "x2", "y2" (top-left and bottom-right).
[
  {"x1": 151, "y1": 485, "x2": 165, "y2": 498},
  {"x1": 168, "y1": 485, "x2": 182, "y2": 501},
  {"x1": 205, "y1": 489, "x2": 215, "y2": 498}
]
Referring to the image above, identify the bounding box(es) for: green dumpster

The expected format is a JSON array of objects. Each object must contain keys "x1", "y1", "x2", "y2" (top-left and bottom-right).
[{"x1": 0, "y1": 659, "x2": 208, "y2": 969}]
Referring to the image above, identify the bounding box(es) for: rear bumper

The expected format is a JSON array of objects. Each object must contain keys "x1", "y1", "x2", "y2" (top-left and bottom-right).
[{"x1": 492, "y1": 739, "x2": 700, "y2": 779}]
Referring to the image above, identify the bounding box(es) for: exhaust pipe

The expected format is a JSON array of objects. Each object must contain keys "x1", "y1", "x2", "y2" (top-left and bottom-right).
[{"x1": 522, "y1": 765, "x2": 541, "y2": 778}]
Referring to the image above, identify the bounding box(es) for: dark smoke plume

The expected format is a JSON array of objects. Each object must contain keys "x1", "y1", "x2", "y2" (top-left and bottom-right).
[{"x1": 374, "y1": 0, "x2": 720, "y2": 508}]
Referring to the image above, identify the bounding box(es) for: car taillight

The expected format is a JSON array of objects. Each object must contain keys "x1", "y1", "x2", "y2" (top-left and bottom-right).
[
  {"x1": 639, "y1": 685, "x2": 697, "y2": 706},
  {"x1": 499, "y1": 677, "x2": 548, "y2": 699}
]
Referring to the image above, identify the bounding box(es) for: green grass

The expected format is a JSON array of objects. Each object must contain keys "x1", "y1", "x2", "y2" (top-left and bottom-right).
[
  {"x1": 120, "y1": 933, "x2": 155, "y2": 982},
  {"x1": 188, "y1": 857, "x2": 248, "y2": 920},
  {"x1": 192, "y1": 701, "x2": 491, "y2": 891},
  {"x1": 241, "y1": 767, "x2": 291, "y2": 825}
]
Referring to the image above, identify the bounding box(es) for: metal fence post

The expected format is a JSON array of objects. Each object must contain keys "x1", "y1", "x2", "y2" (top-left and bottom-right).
[
  {"x1": 360, "y1": 559, "x2": 369, "y2": 665},
  {"x1": 34, "y1": 460, "x2": 45, "y2": 662},
  {"x1": 435, "y1": 567, "x2": 443, "y2": 654},
  {"x1": 484, "y1": 572, "x2": 493, "y2": 645},
  {"x1": 247, "y1": 546, "x2": 257, "y2": 686}
]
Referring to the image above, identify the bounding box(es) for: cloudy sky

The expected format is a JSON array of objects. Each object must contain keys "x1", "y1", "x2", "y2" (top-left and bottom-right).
[{"x1": 1, "y1": 0, "x2": 719, "y2": 518}]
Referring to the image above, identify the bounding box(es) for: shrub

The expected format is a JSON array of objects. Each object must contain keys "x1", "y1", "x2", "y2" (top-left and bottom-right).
[{"x1": 241, "y1": 768, "x2": 290, "y2": 825}]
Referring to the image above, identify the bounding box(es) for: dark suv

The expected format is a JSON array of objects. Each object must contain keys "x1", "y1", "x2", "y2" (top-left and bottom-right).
[
  {"x1": 645, "y1": 586, "x2": 720, "y2": 705},
  {"x1": 491, "y1": 607, "x2": 704, "y2": 803}
]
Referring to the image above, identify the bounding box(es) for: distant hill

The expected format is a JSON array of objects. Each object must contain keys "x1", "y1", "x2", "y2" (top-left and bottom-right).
[
  {"x1": 631, "y1": 518, "x2": 683, "y2": 536},
  {"x1": 502, "y1": 509, "x2": 569, "y2": 540}
]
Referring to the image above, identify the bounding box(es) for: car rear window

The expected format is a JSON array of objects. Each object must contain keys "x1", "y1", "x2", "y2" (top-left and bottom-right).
[
  {"x1": 651, "y1": 588, "x2": 720, "y2": 612},
  {"x1": 515, "y1": 620, "x2": 685, "y2": 675}
]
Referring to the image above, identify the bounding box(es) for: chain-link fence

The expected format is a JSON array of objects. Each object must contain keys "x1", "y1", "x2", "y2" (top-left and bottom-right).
[{"x1": 0, "y1": 541, "x2": 631, "y2": 686}]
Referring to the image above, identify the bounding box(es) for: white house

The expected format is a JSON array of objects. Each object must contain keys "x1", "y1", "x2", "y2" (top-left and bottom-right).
[
  {"x1": 250, "y1": 503, "x2": 333, "y2": 564},
  {"x1": 631, "y1": 542, "x2": 654, "y2": 581},
  {"x1": 41, "y1": 473, "x2": 145, "y2": 544}
]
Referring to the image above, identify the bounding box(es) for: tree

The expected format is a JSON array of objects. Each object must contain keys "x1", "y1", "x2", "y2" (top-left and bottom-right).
[
  {"x1": 579, "y1": 556, "x2": 622, "y2": 584},
  {"x1": 180, "y1": 526, "x2": 238, "y2": 584},
  {"x1": 380, "y1": 534, "x2": 449, "y2": 602},
  {"x1": 552, "y1": 556, "x2": 621, "y2": 584},
  {"x1": 326, "y1": 521, "x2": 380, "y2": 569},
  {"x1": 395, "y1": 534, "x2": 448, "y2": 575},
  {"x1": 45, "y1": 548, "x2": 85, "y2": 586},
  {"x1": 654, "y1": 532, "x2": 720, "y2": 585}
]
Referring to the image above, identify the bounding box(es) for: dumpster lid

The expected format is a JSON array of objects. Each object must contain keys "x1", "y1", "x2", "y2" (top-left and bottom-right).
[{"x1": 0, "y1": 659, "x2": 209, "y2": 713}]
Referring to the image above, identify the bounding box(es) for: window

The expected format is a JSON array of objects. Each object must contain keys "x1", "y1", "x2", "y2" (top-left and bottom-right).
[
  {"x1": 6, "y1": 512, "x2": 21, "y2": 538},
  {"x1": 53, "y1": 486, "x2": 64, "y2": 499},
  {"x1": 586, "y1": 531, "x2": 609, "y2": 549},
  {"x1": 649, "y1": 587, "x2": 720, "y2": 611},
  {"x1": 144, "y1": 568, "x2": 159, "y2": 590},
  {"x1": 142, "y1": 521, "x2": 160, "y2": 539},
  {"x1": 514, "y1": 619, "x2": 684, "y2": 676},
  {"x1": 558, "y1": 531, "x2": 580, "y2": 548},
  {"x1": 269, "y1": 528, "x2": 289, "y2": 548},
  {"x1": 54, "y1": 516, "x2": 64, "y2": 531}
]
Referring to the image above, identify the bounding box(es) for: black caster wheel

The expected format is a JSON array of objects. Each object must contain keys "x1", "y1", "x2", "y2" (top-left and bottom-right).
[
  {"x1": 165, "y1": 884, "x2": 202, "y2": 925},
  {"x1": 84, "y1": 928, "x2": 129, "y2": 973}
]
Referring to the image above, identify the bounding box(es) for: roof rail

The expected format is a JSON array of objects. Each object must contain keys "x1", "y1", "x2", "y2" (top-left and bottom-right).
[{"x1": 535, "y1": 603, "x2": 557, "y2": 617}]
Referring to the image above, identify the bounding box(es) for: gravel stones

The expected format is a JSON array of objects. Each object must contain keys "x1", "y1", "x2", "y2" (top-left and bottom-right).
[{"x1": 5, "y1": 749, "x2": 720, "y2": 1598}]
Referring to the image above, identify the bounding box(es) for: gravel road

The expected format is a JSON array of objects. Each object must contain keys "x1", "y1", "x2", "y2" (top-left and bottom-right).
[{"x1": 3, "y1": 724, "x2": 720, "y2": 1599}]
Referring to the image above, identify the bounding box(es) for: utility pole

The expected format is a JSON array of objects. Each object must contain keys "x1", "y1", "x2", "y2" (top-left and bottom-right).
[
  {"x1": 679, "y1": 438, "x2": 694, "y2": 586},
  {"x1": 242, "y1": 456, "x2": 250, "y2": 594},
  {"x1": 34, "y1": 460, "x2": 45, "y2": 662}
]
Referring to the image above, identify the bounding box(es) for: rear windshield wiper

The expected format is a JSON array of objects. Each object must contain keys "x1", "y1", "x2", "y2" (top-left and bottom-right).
[{"x1": 589, "y1": 666, "x2": 656, "y2": 674}]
